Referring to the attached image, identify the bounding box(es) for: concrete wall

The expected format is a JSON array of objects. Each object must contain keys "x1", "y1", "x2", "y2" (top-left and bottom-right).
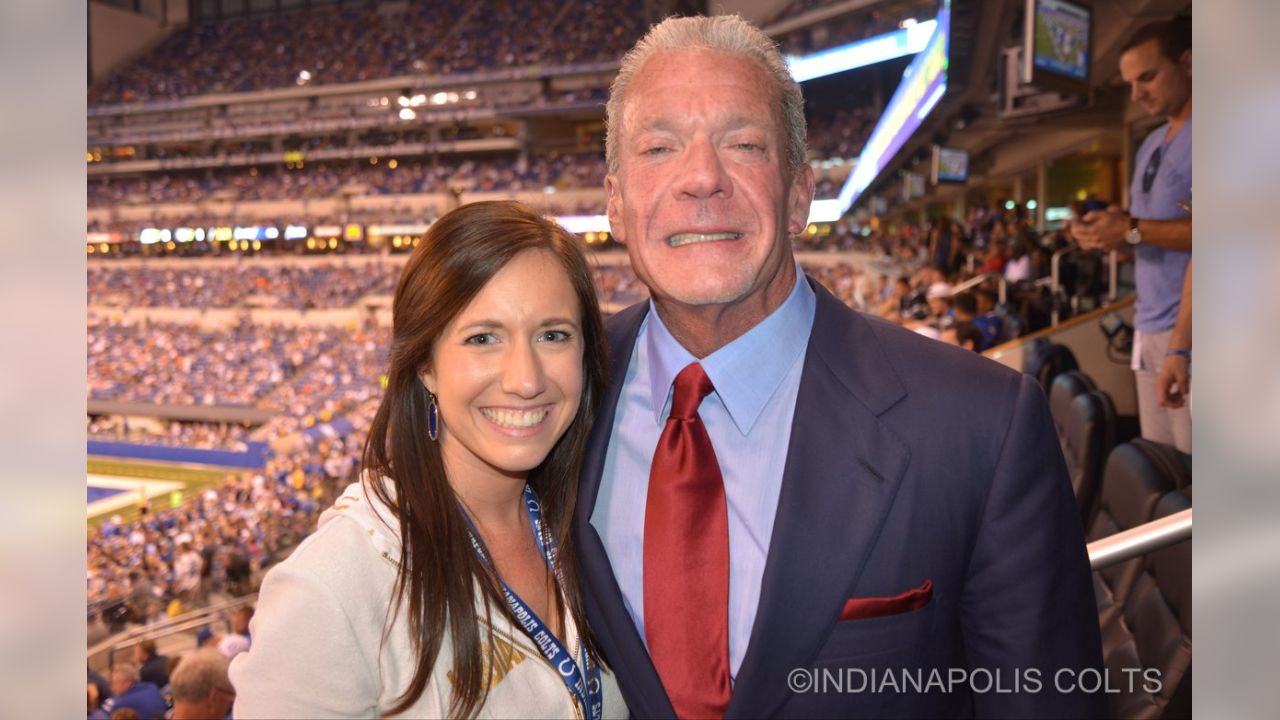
[
  {"x1": 89, "y1": 1, "x2": 181, "y2": 83},
  {"x1": 92, "y1": 188, "x2": 608, "y2": 225},
  {"x1": 987, "y1": 297, "x2": 1138, "y2": 416},
  {"x1": 712, "y1": 0, "x2": 794, "y2": 26}
]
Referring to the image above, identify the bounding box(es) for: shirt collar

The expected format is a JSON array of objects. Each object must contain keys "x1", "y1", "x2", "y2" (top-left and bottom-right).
[{"x1": 644, "y1": 266, "x2": 816, "y2": 434}]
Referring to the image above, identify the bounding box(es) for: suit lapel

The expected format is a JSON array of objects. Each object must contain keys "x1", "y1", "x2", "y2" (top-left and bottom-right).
[
  {"x1": 575, "y1": 301, "x2": 676, "y2": 718},
  {"x1": 727, "y1": 281, "x2": 912, "y2": 718}
]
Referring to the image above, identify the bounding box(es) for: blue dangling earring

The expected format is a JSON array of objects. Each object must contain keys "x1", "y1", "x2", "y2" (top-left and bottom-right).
[{"x1": 427, "y1": 391, "x2": 440, "y2": 441}]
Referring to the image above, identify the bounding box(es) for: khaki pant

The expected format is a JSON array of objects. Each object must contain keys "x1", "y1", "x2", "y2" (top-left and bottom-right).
[{"x1": 1134, "y1": 328, "x2": 1192, "y2": 454}]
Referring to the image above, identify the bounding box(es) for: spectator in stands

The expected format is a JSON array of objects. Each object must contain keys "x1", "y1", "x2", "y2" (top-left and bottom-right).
[
  {"x1": 1070, "y1": 18, "x2": 1192, "y2": 453},
  {"x1": 125, "y1": 571, "x2": 155, "y2": 625},
  {"x1": 1003, "y1": 240, "x2": 1033, "y2": 283},
  {"x1": 172, "y1": 542, "x2": 202, "y2": 603},
  {"x1": 230, "y1": 606, "x2": 253, "y2": 644},
  {"x1": 975, "y1": 289, "x2": 1006, "y2": 348},
  {"x1": 102, "y1": 663, "x2": 167, "y2": 720},
  {"x1": 168, "y1": 648, "x2": 235, "y2": 720},
  {"x1": 924, "y1": 281, "x2": 954, "y2": 326},
  {"x1": 927, "y1": 218, "x2": 957, "y2": 273},
  {"x1": 940, "y1": 320, "x2": 982, "y2": 352},
  {"x1": 979, "y1": 239, "x2": 1007, "y2": 274},
  {"x1": 133, "y1": 640, "x2": 169, "y2": 690},
  {"x1": 952, "y1": 292, "x2": 995, "y2": 352},
  {"x1": 88, "y1": 682, "x2": 108, "y2": 720},
  {"x1": 872, "y1": 276, "x2": 911, "y2": 321},
  {"x1": 216, "y1": 634, "x2": 250, "y2": 660},
  {"x1": 88, "y1": 668, "x2": 112, "y2": 716},
  {"x1": 590, "y1": 13, "x2": 1102, "y2": 718}
]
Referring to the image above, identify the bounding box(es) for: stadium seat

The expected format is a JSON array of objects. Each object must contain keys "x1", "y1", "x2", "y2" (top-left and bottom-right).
[
  {"x1": 1049, "y1": 369, "x2": 1097, "y2": 417},
  {"x1": 1100, "y1": 487, "x2": 1192, "y2": 719},
  {"x1": 1023, "y1": 339, "x2": 1079, "y2": 393},
  {"x1": 1087, "y1": 440, "x2": 1184, "y2": 624},
  {"x1": 1050, "y1": 373, "x2": 1116, "y2": 529}
]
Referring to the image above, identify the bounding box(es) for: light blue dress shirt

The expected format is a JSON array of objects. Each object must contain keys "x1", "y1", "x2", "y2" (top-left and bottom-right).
[{"x1": 591, "y1": 267, "x2": 816, "y2": 678}]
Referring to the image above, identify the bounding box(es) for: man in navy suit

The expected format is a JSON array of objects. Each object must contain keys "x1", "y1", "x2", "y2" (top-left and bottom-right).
[{"x1": 575, "y1": 14, "x2": 1105, "y2": 718}]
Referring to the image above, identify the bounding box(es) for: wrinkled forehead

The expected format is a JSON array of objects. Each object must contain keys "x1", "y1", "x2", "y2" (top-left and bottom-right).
[{"x1": 619, "y1": 48, "x2": 783, "y2": 131}]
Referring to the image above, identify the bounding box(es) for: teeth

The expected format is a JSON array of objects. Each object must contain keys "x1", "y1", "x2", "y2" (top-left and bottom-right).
[
  {"x1": 666, "y1": 232, "x2": 742, "y2": 247},
  {"x1": 481, "y1": 407, "x2": 549, "y2": 429}
]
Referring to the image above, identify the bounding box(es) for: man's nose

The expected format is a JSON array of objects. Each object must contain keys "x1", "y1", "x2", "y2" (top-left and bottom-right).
[{"x1": 674, "y1": 136, "x2": 732, "y2": 200}]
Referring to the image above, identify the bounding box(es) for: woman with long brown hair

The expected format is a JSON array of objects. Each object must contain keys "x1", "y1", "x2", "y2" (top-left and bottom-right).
[{"x1": 230, "y1": 201, "x2": 624, "y2": 718}]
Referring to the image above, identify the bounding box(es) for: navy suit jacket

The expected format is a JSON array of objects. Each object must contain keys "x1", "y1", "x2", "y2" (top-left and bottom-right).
[{"x1": 575, "y1": 278, "x2": 1105, "y2": 718}]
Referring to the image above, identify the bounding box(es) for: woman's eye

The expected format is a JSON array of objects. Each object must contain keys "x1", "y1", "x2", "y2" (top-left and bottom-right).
[
  {"x1": 464, "y1": 333, "x2": 496, "y2": 346},
  {"x1": 539, "y1": 330, "x2": 572, "y2": 343}
]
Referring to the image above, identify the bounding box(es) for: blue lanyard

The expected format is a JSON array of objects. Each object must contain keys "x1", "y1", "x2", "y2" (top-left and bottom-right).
[{"x1": 462, "y1": 485, "x2": 603, "y2": 720}]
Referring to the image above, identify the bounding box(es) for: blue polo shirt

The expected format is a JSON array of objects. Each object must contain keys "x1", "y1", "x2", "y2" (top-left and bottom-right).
[{"x1": 1129, "y1": 116, "x2": 1192, "y2": 333}]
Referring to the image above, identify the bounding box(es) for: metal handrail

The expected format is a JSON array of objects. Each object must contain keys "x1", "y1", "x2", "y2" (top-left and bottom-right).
[
  {"x1": 949, "y1": 272, "x2": 1008, "y2": 305},
  {"x1": 1087, "y1": 508, "x2": 1191, "y2": 570},
  {"x1": 1108, "y1": 249, "x2": 1120, "y2": 302},
  {"x1": 89, "y1": 593, "x2": 258, "y2": 671},
  {"x1": 1051, "y1": 247, "x2": 1124, "y2": 325}
]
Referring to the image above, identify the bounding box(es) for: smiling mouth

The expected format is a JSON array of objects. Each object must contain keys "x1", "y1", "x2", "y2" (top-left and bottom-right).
[
  {"x1": 480, "y1": 407, "x2": 550, "y2": 429},
  {"x1": 666, "y1": 232, "x2": 743, "y2": 248}
]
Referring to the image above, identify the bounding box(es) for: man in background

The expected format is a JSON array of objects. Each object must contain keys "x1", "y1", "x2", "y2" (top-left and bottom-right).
[
  {"x1": 102, "y1": 662, "x2": 166, "y2": 720},
  {"x1": 1072, "y1": 18, "x2": 1192, "y2": 453},
  {"x1": 169, "y1": 648, "x2": 236, "y2": 720}
]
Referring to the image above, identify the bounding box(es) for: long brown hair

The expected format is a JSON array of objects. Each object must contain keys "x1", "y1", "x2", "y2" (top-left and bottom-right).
[{"x1": 361, "y1": 201, "x2": 609, "y2": 717}]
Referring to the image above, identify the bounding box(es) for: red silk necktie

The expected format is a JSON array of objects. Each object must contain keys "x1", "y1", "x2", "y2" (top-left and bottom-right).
[{"x1": 644, "y1": 362, "x2": 732, "y2": 719}]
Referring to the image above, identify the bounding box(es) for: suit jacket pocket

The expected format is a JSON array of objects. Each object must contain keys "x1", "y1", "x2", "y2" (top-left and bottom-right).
[
  {"x1": 814, "y1": 596, "x2": 936, "y2": 663},
  {"x1": 839, "y1": 580, "x2": 933, "y2": 622}
]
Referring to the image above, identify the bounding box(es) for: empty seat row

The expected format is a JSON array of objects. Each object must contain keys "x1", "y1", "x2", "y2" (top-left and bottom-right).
[
  {"x1": 1049, "y1": 370, "x2": 1117, "y2": 528},
  {"x1": 1039, "y1": 359, "x2": 1191, "y2": 719},
  {"x1": 1087, "y1": 439, "x2": 1191, "y2": 719}
]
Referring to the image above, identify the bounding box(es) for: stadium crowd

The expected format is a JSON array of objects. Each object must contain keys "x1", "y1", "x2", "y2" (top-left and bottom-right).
[
  {"x1": 88, "y1": 417, "x2": 252, "y2": 452},
  {"x1": 87, "y1": 443, "x2": 350, "y2": 627},
  {"x1": 87, "y1": 259, "x2": 642, "y2": 309},
  {"x1": 87, "y1": 319, "x2": 341, "y2": 405},
  {"x1": 87, "y1": 152, "x2": 609, "y2": 206},
  {"x1": 806, "y1": 106, "x2": 876, "y2": 160},
  {"x1": 89, "y1": 0, "x2": 643, "y2": 106},
  {"x1": 89, "y1": 261, "x2": 397, "y2": 310}
]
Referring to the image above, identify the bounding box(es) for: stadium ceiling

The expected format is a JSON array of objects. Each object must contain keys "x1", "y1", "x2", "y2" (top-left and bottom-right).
[{"x1": 856, "y1": 0, "x2": 1191, "y2": 205}]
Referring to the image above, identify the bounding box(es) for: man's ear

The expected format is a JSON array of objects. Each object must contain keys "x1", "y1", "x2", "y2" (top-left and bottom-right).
[
  {"x1": 605, "y1": 174, "x2": 626, "y2": 244},
  {"x1": 1179, "y1": 48, "x2": 1191, "y2": 79},
  {"x1": 787, "y1": 164, "x2": 816, "y2": 236}
]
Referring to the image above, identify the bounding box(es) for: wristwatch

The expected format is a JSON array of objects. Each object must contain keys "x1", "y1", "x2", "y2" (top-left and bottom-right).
[{"x1": 1125, "y1": 216, "x2": 1143, "y2": 246}]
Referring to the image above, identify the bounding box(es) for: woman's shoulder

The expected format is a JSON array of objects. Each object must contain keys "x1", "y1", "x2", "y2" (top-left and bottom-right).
[{"x1": 269, "y1": 478, "x2": 403, "y2": 587}]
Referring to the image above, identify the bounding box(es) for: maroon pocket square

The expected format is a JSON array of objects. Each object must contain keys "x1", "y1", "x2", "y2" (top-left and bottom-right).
[{"x1": 839, "y1": 580, "x2": 933, "y2": 621}]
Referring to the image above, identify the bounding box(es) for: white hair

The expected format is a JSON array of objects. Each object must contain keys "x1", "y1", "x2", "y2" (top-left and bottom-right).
[
  {"x1": 169, "y1": 648, "x2": 231, "y2": 703},
  {"x1": 605, "y1": 14, "x2": 808, "y2": 175}
]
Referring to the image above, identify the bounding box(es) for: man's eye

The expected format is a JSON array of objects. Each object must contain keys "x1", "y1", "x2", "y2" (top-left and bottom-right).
[
  {"x1": 464, "y1": 333, "x2": 496, "y2": 345},
  {"x1": 734, "y1": 142, "x2": 764, "y2": 152},
  {"x1": 641, "y1": 146, "x2": 671, "y2": 156}
]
